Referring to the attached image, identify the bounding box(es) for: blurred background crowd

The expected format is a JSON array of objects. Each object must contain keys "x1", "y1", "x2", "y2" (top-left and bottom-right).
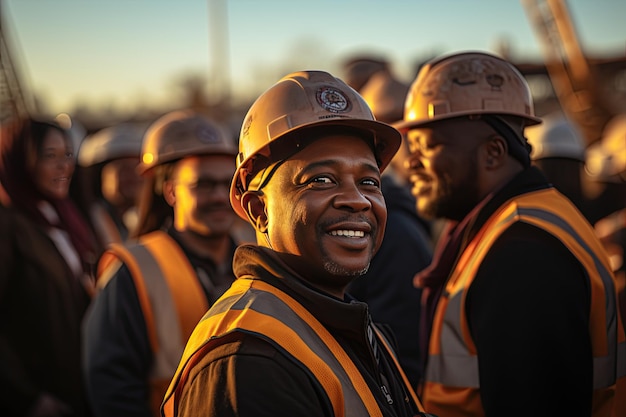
[{"x1": 1, "y1": 1, "x2": 625, "y2": 416}]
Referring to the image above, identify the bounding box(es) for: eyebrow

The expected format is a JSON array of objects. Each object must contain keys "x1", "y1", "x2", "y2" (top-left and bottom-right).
[{"x1": 299, "y1": 158, "x2": 380, "y2": 175}]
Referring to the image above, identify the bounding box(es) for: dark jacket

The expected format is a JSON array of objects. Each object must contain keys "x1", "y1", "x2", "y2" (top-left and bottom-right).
[
  {"x1": 0, "y1": 205, "x2": 92, "y2": 417},
  {"x1": 164, "y1": 245, "x2": 425, "y2": 417},
  {"x1": 423, "y1": 166, "x2": 616, "y2": 417},
  {"x1": 348, "y1": 175, "x2": 432, "y2": 387},
  {"x1": 82, "y1": 227, "x2": 239, "y2": 417}
]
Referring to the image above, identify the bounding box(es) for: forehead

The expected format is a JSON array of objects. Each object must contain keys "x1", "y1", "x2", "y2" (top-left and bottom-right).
[
  {"x1": 289, "y1": 133, "x2": 377, "y2": 164},
  {"x1": 40, "y1": 128, "x2": 69, "y2": 149},
  {"x1": 406, "y1": 118, "x2": 490, "y2": 142},
  {"x1": 173, "y1": 154, "x2": 235, "y2": 175}
]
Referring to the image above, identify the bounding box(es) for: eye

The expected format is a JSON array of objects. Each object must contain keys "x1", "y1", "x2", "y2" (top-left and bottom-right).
[
  {"x1": 310, "y1": 175, "x2": 334, "y2": 185},
  {"x1": 361, "y1": 177, "x2": 380, "y2": 188}
]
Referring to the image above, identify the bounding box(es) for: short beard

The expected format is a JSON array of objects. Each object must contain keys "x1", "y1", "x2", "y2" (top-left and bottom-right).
[
  {"x1": 323, "y1": 259, "x2": 370, "y2": 279},
  {"x1": 421, "y1": 156, "x2": 481, "y2": 222}
]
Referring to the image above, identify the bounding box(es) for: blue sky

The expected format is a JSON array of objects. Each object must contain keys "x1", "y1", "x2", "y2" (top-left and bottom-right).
[{"x1": 3, "y1": 0, "x2": 625, "y2": 115}]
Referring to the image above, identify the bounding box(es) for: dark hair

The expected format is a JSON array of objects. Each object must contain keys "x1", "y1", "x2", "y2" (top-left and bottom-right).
[
  {"x1": 0, "y1": 118, "x2": 71, "y2": 206},
  {"x1": 0, "y1": 117, "x2": 97, "y2": 271}
]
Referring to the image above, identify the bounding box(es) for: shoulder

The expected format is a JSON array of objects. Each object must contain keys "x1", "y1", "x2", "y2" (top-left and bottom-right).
[
  {"x1": 179, "y1": 333, "x2": 328, "y2": 416},
  {"x1": 469, "y1": 221, "x2": 589, "y2": 311}
]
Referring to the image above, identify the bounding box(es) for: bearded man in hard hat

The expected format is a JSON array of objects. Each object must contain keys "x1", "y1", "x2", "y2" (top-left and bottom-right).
[
  {"x1": 162, "y1": 71, "x2": 434, "y2": 417},
  {"x1": 82, "y1": 110, "x2": 254, "y2": 417},
  {"x1": 395, "y1": 51, "x2": 626, "y2": 417}
]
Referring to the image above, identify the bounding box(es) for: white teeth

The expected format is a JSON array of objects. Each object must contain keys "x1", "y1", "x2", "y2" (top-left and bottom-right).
[{"x1": 329, "y1": 230, "x2": 365, "y2": 237}]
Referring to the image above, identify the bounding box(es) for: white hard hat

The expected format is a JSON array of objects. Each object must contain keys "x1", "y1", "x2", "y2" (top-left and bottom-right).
[
  {"x1": 78, "y1": 122, "x2": 147, "y2": 167},
  {"x1": 525, "y1": 115, "x2": 586, "y2": 161}
]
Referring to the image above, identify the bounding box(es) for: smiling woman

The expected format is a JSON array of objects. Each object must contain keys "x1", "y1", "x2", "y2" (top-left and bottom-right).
[{"x1": 0, "y1": 117, "x2": 98, "y2": 416}]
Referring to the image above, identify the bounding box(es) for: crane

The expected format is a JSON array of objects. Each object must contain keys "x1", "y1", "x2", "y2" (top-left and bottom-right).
[{"x1": 521, "y1": 0, "x2": 615, "y2": 146}]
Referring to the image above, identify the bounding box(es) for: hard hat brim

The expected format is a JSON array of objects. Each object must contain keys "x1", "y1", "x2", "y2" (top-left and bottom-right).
[
  {"x1": 393, "y1": 111, "x2": 542, "y2": 133},
  {"x1": 229, "y1": 117, "x2": 401, "y2": 221}
]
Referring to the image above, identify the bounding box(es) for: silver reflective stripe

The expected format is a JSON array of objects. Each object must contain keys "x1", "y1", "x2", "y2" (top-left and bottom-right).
[
  {"x1": 519, "y1": 207, "x2": 619, "y2": 389},
  {"x1": 126, "y1": 244, "x2": 185, "y2": 379},
  {"x1": 206, "y1": 286, "x2": 371, "y2": 416},
  {"x1": 427, "y1": 202, "x2": 622, "y2": 391},
  {"x1": 427, "y1": 291, "x2": 480, "y2": 387}
]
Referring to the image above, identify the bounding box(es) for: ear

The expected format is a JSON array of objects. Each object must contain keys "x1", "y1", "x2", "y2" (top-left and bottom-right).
[
  {"x1": 241, "y1": 190, "x2": 268, "y2": 233},
  {"x1": 162, "y1": 179, "x2": 176, "y2": 207},
  {"x1": 482, "y1": 135, "x2": 507, "y2": 170}
]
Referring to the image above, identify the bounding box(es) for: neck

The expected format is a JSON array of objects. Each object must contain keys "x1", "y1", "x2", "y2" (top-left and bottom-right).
[{"x1": 175, "y1": 229, "x2": 231, "y2": 265}]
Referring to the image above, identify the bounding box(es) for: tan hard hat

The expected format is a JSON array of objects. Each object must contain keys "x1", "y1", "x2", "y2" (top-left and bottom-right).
[
  {"x1": 137, "y1": 109, "x2": 237, "y2": 175},
  {"x1": 360, "y1": 71, "x2": 410, "y2": 124},
  {"x1": 78, "y1": 123, "x2": 147, "y2": 167},
  {"x1": 342, "y1": 56, "x2": 389, "y2": 91},
  {"x1": 394, "y1": 51, "x2": 541, "y2": 132},
  {"x1": 230, "y1": 70, "x2": 402, "y2": 220}
]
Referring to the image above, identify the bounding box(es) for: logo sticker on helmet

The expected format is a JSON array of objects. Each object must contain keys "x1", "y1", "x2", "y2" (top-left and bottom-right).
[
  {"x1": 316, "y1": 87, "x2": 352, "y2": 113},
  {"x1": 486, "y1": 74, "x2": 504, "y2": 90}
]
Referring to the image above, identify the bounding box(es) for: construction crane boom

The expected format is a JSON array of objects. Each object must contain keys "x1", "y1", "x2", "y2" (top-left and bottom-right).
[
  {"x1": 0, "y1": 2, "x2": 33, "y2": 125},
  {"x1": 521, "y1": 0, "x2": 615, "y2": 145}
]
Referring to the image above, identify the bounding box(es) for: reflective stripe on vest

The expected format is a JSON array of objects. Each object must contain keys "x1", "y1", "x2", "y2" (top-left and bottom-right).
[
  {"x1": 424, "y1": 188, "x2": 626, "y2": 416},
  {"x1": 163, "y1": 278, "x2": 425, "y2": 417},
  {"x1": 97, "y1": 231, "x2": 209, "y2": 379}
]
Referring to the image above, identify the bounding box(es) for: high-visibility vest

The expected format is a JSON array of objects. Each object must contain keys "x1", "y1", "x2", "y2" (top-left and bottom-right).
[
  {"x1": 163, "y1": 278, "x2": 427, "y2": 417},
  {"x1": 97, "y1": 230, "x2": 209, "y2": 417},
  {"x1": 422, "y1": 188, "x2": 626, "y2": 417}
]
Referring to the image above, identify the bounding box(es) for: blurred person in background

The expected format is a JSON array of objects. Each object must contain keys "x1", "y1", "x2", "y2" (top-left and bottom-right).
[
  {"x1": 74, "y1": 122, "x2": 147, "y2": 254},
  {"x1": 0, "y1": 117, "x2": 97, "y2": 417},
  {"x1": 342, "y1": 54, "x2": 390, "y2": 93},
  {"x1": 82, "y1": 110, "x2": 254, "y2": 417},
  {"x1": 586, "y1": 113, "x2": 626, "y2": 333},
  {"x1": 395, "y1": 51, "x2": 626, "y2": 417},
  {"x1": 524, "y1": 113, "x2": 591, "y2": 217},
  {"x1": 349, "y1": 64, "x2": 434, "y2": 388}
]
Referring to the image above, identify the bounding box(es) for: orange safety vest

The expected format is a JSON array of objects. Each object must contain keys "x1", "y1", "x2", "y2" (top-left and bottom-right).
[
  {"x1": 162, "y1": 278, "x2": 427, "y2": 417},
  {"x1": 97, "y1": 230, "x2": 209, "y2": 417},
  {"x1": 422, "y1": 188, "x2": 626, "y2": 417}
]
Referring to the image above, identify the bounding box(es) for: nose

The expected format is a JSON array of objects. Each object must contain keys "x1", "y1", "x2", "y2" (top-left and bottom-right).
[
  {"x1": 404, "y1": 152, "x2": 423, "y2": 171},
  {"x1": 333, "y1": 181, "x2": 373, "y2": 212},
  {"x1": 57, "y1": 155, "x2": 75, "y2": 169}
]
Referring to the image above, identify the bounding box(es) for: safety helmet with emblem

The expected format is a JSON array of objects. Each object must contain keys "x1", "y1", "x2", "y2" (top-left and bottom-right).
[
  {"x1": 395, "y1": 51, "x2": 541, "y2": 131},
  {"x1": 394, "y1": 51, "x2": 541, "y2": 167},
  {"x1": 230, "y1": 70, "x2": 402, "y2": 220},
  {"x1": 137, "y1": 109, "x2": 236, "y2": 176}
]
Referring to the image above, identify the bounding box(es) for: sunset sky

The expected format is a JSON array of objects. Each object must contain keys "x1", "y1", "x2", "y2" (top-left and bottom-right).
[{"x1": 3, "y1": 0, "x2": 625, "y2": 115}]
